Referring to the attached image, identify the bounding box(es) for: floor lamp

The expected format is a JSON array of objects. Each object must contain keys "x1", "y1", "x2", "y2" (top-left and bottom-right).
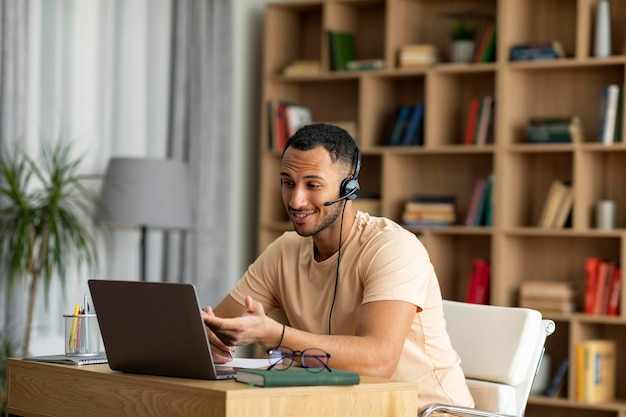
[{"x1": 95, "y1": 157, "x2": 193, "y2": 282}]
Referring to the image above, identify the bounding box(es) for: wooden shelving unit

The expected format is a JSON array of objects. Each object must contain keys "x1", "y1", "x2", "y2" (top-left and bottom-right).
[{"x1": 258, "y1": 1, "x2": 626, "y2": 415}]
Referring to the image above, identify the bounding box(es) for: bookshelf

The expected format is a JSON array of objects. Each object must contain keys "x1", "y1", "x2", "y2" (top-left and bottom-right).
[{"x1": 258, "y1": 1, "x2": 626, "y2": 416}]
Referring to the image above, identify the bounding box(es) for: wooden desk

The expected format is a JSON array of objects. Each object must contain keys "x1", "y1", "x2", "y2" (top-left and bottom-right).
[{"x1": 7, "y1": 358, "x2": 418, "y2": 417}]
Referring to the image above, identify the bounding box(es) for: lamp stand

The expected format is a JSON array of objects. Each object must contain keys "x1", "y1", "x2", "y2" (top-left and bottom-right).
[{"x1": 140, "y1": 225, "x2": 148, "y2": 282}]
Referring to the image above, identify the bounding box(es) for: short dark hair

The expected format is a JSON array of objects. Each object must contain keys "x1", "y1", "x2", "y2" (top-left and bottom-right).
[{"x1": 283, "y1": 123, "x2": 359, "y2": 170}]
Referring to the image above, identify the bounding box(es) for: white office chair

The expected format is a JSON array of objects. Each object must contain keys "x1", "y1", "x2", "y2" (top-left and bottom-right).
[{"x1": 419, "y1": 300, "x2": 555, "y2": 417}]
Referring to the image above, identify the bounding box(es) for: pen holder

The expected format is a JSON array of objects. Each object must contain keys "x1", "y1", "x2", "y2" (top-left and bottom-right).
[{"x1": 63, "y1": 313, "x2": 100, "y2": 356}]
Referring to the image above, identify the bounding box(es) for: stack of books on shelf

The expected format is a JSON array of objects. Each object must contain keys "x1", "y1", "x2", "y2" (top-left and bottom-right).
[
  {"x1": 537, "y1": 179, "x2": 573, "y2": 228},
  {"x1": 267, "y1": 99, "x2": 312, "y2": 150},
  {"x1": 464, "y1": 96, "x2": 494, "y2": 145},
  {"x1": 283, "y1": 60, "x2": 322, "y2": 76},
  {"x1": 466, "y1": 258, "x2": 490, "y2": 305},
  {"x1": 398, "y1": 44, "x2": 437, "y2": 68},
  {"x1": 527, "y1": 115, "x2": 584, "y2": 144},
  {"x1": 387, "y1": 101, "x2": 425, "y2": 146},
  {"x1": 401, "y1": 195, "x2": 455, "y2": 228},
  {"x1": 598, "y1": 84, "x2": 623, "y2": 145},
  {"x1": 346, "y1": 59, "x2": 384, "y2": 71},
  {"x1": 576, "y1": 339, "x2": 616, "y2": 404},
  {"x1": 509, "y1": 40, "x2": 565, "y2": 61},
  {"x1": 519, "y1": 281, "x2": 576, "y2": 313},
  {"x1": 584, "y1": 257, "x2": 621, "y2": 316},
  {"x1": 465, "y1": 174, "x2": 494, "y2": 226},
  {"x1": 472, "y1": 23, "x2": 496, "y2": 63}
]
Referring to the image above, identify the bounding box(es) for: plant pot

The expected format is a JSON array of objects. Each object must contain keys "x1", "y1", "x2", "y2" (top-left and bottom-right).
[{"x1": 450, "y1": 40, "x2": 475, "y2": 63}]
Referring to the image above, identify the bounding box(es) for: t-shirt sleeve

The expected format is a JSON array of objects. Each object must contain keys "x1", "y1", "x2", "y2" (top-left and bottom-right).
[{"x1": 360, "y1": 230, "x2": 435, "y2": 311}]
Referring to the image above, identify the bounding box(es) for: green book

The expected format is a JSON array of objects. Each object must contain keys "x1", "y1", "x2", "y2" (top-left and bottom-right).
[{"x1": 235, "y1": 367, "x2": 360, "y2": 387}]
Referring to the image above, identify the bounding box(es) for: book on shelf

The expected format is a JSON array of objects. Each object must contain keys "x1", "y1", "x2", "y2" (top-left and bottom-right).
[
  {"x1": 346, "y1": 59, "x2": 384, "y2": 71},
  {"x1": 464, "y1": 96, "x2": 494, "y2": 145},
  {"x1": 388, "y1": 105, "x2": 413, "y2": 146},
  {"x1": 398, "y1": 44, "x2": 437, "y2": 68},
  {"x1": 267, "y1": 99, "x2": 312, "y2": 150},
  {"x1": 328, "y1": 31, "x2": 357, "y2": 71},
  {"x1": 519, "y1": 281, "x2": 576, "y2": 313},
  {"x1": 598, "y1": 84, "x2": 622, "y2": 145},
  {"x1": 576, "y1": 339, "x2": 616, "y2": 404},
  {"x1": 283, "y1": 60, "x2": 321, "y2": 76},
  {"x1": 472, "y1": 23, "x2": 496, "y2": 63},
  {"x1": 527, "y1": 115, "x2": 584, "y2": 143},
  {"x1": 545, "y1": 356, "x2": 569, "y2": 397},
  {"x1": 402, "y1": 195, "x2": 456, "y2": 228},
  {"x1": 584, "y1": 258, "x2": 621, "y2": 316},
  {"x1": 537, "y1": 180, "x2": 572, "y2": 228},
  {"x1": 465, "y1": 174, "x2": 495, "y2": 227},
  {"x1": 400, "y1": 101, "x2": 425, "y2": 146},
  {"x1": 466, "y1": 258, "x2": 490, "y2": 305},
  {"x1": 509, "y1": 41, "x2": 565, "y2": 61},
  {"x1": 235, "y1": 367, "x2": 360, "y2": 387}
]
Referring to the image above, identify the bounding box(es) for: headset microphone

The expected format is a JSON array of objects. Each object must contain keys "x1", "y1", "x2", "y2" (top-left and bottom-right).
[{"x1": 323, "y1": 187, "x2": 358, "y2": 206}]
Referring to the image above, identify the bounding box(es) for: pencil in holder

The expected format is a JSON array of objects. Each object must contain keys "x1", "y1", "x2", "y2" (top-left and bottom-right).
[{"x1": 63, "y1": 313, "x2": 100, "y2": 356}]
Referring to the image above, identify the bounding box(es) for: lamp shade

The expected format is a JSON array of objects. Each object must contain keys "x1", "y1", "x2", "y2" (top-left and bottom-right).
[{"x1": 95, "y1": 157, "x2": 193, "y2": 230}]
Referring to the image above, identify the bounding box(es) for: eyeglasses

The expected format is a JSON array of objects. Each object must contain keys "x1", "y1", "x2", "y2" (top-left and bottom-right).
[{"x1": 266, "y1": 346, "x2": 332, "y2": 373}]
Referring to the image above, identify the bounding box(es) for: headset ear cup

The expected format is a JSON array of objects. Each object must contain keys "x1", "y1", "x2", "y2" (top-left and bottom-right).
[{"x1": 340, "y1": 178, "x2": 360, "y2": 200}]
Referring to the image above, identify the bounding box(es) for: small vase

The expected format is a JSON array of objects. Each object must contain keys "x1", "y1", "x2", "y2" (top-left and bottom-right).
[
  {"x1": 450, "y1": 40, "x2": 475, "y2": 63},
  {"x1": 594, "y1": 0, "x2": 611, "y2": 57}
]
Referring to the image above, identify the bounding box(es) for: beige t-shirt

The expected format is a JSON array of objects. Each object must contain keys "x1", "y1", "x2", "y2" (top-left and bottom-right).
[{"x1": 230, "y1": 211, "x2": 474, "y2": 408}]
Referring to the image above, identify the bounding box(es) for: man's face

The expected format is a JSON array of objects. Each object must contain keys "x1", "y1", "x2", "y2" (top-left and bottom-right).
[{"x1": 279, "y1": 146, "x2": 347, "y2": 237}]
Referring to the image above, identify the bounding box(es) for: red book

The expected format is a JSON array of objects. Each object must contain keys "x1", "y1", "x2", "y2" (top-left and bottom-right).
[
  {"x1": 466, "y1": 259, "x2": 490, "y2": 304},
  {"x1": 464, "y1": 99, "x2": 480, "y2": 145},
  {"x1": 595, "y1": 261, "x2": 614, "y2": 314},
  {"x1": 584, "y1": 257, "x2": 601, "y2": 314},
  {"x1": 606, "y1": 265, "x2": 622, "y2": 316}
]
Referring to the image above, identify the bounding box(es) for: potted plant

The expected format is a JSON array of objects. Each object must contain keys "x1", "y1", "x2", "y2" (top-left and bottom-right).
[
  {"x1": 0, "y1": 332, "x2": 13, "y2": 417},
  {"x1": 0, "y1": 140, "x2": 99, "y2": 357},
  {"x1": 450, "y1": 19, "x2": 476, "y2": 63}
]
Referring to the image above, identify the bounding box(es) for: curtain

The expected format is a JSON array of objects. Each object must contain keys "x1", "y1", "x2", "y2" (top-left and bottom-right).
[{"x1": 167, "y1": 0, "x2": 233, "y2": 307}]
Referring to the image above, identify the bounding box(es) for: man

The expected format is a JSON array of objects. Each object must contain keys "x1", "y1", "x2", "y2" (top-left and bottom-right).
[{"x1": 203, "y1": 123, "x2": 474, "y2": 408}]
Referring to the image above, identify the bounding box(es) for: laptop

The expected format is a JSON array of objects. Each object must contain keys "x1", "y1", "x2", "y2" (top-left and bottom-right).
[{"x1": 88, "y1": 279, "x2": 236, "y2": 380}]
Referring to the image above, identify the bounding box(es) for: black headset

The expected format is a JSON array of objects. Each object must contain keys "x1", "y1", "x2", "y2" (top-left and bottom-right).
[{"x1": 324, "y1": 148, "x2": 361, "y2": 206}]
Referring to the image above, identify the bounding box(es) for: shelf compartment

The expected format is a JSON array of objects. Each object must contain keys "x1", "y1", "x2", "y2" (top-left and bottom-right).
[
  {"x1": 502, "y1": 64, "x2": 625, "y2": 145},
  {"x1": 575, "y1": 149, "x2": 626, "y2": 230},
  {"x1": 500, "y1": 150, "x2": 573, "y2": 229},
  {"x1": 428, "y1": 70, "x2": 496, "y2": 146},
  {"x1": 326, "y1": 0, "x2": 387, "y2": 65},
  {"x1": 263, "y1": 78, "x2": 360, "y2": 148},
  {"x1": 421, "y1": 232, "x2": 491, "y2": 302},
  {"x1": 501, "y1": 0, "x2": 577, "y2": 60},
  {"x1": 495, "y1": 234, "x2": 621, "y2": 308},
  {"x1": 387, "y1": 0, "x2": 497, "y2": 66},
  {"x1": 360, "y1": 73, "x2": 426, "y2": 148},
  {"x1": 264, "y1": 3, "x2": 324, "y2": 77},
  {"x1": 381, "y1": 152, "x2": 493, "y2": 223},
  {"x1": 258, "y1": 153, "x2": 288, "y2": 226}
]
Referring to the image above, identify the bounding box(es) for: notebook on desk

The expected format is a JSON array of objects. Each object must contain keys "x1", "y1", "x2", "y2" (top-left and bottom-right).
[{"x1": 88, "y1": 279, "x2": 237, "y2": 380}]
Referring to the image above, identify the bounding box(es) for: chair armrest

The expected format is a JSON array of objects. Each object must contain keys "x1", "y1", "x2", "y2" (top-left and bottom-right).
[{"x1": 419, "y1": 403, "x2": 516, "y2": 417}]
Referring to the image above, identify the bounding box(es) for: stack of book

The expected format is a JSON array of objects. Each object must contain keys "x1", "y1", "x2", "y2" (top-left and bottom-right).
[
  {"x1": 267, "y1": 99, "x2": 312, "y2": 150},
  {"x1": 283, "y1": 60, "x2": 321, "y2": 76},
  {"x1": 401, "y1": 196, "x2": 455, "y2": 228},
  {"x1": 398, "y1": 44, "x2": 438, "y2": 67},
  {"x1": 576, "y1": 339, "x2": 616, "y2": 404},
  {"x1": 527, "y1": 115, "x2": 584, "y2": 143},
  {"x1": 509, "y1": 41, "x2": 565, "y2": 61},
  {"x1": 519, "y1": 281, "x2": 576, "y2": 313},
  {"x1": 537, "y1": 180, "x2": 573, "y2": 228},
  {"x1": 466, "y1": 258, "x2": 490, "y2": 305},
  {"x1": 464, "y1": 96, "x2": 494, "y2": 145},
  {"x1": 598, "y1": 84, "x2": 623, "y2": 145},
  {"x1": 584, "y1": 257, "x2": 621, "y2": 316},
  {"x1": 346, "y1": 59, "x2": 384, "y2": 71}
]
